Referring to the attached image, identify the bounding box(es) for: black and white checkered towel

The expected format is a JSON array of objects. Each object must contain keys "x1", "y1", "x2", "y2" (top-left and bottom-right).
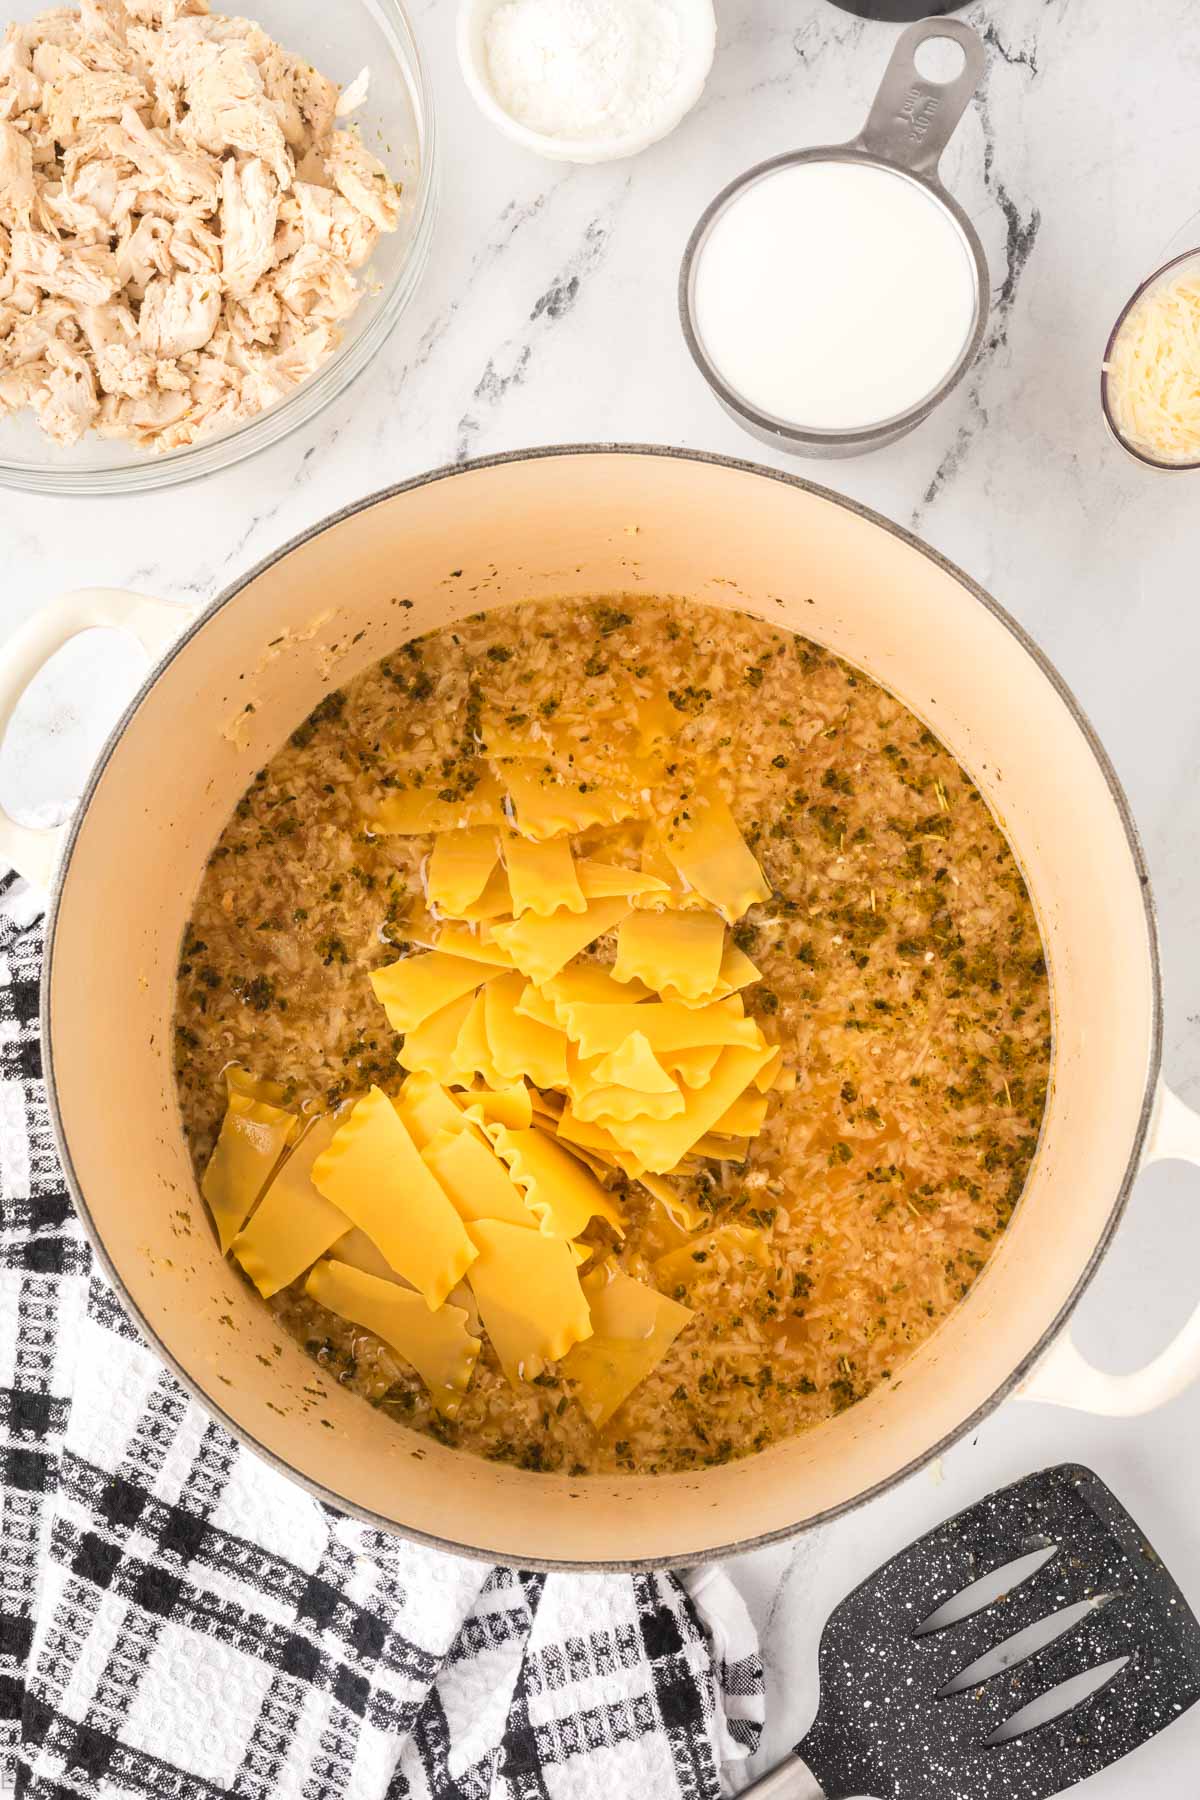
[{"x1": 0, "y1": 876, "x2": 764, "y2": 1800}]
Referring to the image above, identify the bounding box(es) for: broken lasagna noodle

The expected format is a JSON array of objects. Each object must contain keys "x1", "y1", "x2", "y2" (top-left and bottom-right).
[{"x1": 173, "y1": 596, "x2": 1052, "y2": 1475}]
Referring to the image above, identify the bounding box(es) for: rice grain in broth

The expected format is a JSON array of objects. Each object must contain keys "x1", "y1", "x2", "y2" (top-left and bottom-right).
[{"x1": 173, "y1": 597, "x2": 1051, "y2": 1475}]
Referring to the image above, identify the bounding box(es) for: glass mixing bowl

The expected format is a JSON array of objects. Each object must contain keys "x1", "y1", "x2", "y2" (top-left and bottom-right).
[{"x1": 0, "y1": 0, "x2": 436, "y2": 495}]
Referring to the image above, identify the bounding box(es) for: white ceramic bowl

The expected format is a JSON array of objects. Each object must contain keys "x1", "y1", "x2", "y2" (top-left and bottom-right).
[
  {"x1": 457, "y1": 0, "x2": 715, "y2": 164},
  {"x1": 0, "y1": 0, "x2": 437, "y2": 496}
]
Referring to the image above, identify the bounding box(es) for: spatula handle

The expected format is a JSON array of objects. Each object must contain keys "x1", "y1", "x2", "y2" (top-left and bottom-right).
[{"x1": 739, "y1": 1753, "x2": 827, "y2": 1798}]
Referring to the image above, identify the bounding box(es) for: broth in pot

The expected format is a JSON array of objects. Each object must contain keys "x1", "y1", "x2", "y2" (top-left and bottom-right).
[{"x1": 174, "y1": 595, "x2": 1050, "y2": 1477}]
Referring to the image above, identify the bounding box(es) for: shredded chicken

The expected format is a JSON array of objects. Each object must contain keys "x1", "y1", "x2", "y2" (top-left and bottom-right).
[{"x1": 0, "y1": 0, "x2": 400, "y2": 450}]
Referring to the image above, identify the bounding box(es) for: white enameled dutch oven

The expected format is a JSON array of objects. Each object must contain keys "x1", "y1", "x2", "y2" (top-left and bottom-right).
[{"x1": 4, "y1": 447, "x2": 1199, "y2": 1570}]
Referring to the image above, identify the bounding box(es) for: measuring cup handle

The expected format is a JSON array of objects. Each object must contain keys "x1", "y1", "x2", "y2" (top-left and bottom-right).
[{"x1": 854, "y1": 16, "x2": 986, "y2": 181}]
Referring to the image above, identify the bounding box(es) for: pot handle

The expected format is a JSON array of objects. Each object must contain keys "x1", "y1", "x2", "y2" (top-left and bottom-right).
[
  {"x1": 853, "y1": 16, "x2": 986, "y2": 181},
  {"x1": 1020, "y1": 1079, "x2": 1200, "y2": 1416},
  {"x1": 0, "y1": 588, "x2": 190, "y2": 891}
]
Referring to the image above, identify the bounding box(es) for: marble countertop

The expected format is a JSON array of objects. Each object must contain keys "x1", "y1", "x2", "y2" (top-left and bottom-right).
[{"x1": 5, "y1": 0, "x2": 1200, "y2": 1791}]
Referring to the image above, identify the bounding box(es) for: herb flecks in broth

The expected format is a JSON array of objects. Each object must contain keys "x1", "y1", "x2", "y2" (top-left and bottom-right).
[{"x1": 174, "y1": 597, "x2": 1051, "y2": 1475}]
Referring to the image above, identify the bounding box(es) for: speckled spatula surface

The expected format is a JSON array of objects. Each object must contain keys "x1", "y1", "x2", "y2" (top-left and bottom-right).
[{"x1": 747, "y1": 1463, "x2": 1200, "y2": 1800}]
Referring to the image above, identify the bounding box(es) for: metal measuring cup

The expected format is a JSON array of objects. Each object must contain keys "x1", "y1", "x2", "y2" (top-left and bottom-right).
[{"x1": 679, "y1": 16, "x2": 990, "y2": 458}]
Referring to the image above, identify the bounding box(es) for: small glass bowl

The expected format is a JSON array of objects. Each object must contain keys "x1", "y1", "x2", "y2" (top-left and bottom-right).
[
  {"x1": 1101, "y1": 246, "x2": 1200, "y2": 473},
  {"x1": 0, "y1": 0, "x2": 437, "y2": 495}
]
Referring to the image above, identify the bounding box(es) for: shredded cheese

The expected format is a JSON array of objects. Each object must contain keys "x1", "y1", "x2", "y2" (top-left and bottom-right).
[{"x1": 1106, "y1": 265, "x2": 1200, "y2": 464}]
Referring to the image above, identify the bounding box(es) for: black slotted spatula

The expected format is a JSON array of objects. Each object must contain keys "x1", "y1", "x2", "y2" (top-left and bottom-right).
[{"x1": 744, "y1": 1464, "x2": 1200, "y2": 1799}]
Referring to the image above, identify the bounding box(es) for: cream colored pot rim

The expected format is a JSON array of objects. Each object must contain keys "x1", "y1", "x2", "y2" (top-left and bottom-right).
[{"x1": 39, "y1": 444, "x2": 1164, "y2": 1567}]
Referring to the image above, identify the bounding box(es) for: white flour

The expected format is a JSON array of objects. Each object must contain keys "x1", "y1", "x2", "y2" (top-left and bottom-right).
[{"x1": 484, "y1": 0, "x2": 686, "y2": 140}]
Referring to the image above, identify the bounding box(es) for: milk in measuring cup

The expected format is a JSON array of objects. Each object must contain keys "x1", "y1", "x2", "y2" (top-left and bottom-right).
[{"x1": 691, "y1": 159, "x2": 977, "y2": 433}]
